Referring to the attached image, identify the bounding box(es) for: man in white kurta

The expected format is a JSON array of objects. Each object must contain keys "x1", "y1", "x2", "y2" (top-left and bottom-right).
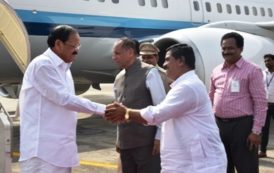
[
  {"x1": 105, "y1": 44, "x2": 227, "y2": 173},
  {"x1": 19, "y1": 25, "x2": 105, "y2": 173}
]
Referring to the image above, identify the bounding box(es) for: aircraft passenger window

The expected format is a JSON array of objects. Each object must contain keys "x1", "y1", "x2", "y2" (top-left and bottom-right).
[
  {"x1": 226, "y1": 4, "x2": 232, "y2": 14},
  {"x1": 261, "y1": 7, "x2": 265, "y2": 16},
  {"x1": 161, "y1": 0, "x2": 168, "y2": 8},
  {"x1": 151, "y1": 0, "x2": 157, "y2": 7},
  {"x1": 97, "y1": 0, "x2": 105, "y2": 2},
  {"x1": 235, "y1": 5, "x2": 241, "y2": 15},
  {"x1": 193, "y1": 1, "x2": 200, "y2": 11},
  {"x1": 138, "y1": 0, "x2": 145, "y2": 6},
  {"x1": 252, "y1": 7, "x2": 258, "y2": 16},
  {"x1": 112, "y1": 0, "x2": 119, "y2": 4},
  {"x1": 268, "y1": 8, "x2": 273, "y2": 17},
  {"x1": 244, "y1": 6, "x2": 249, "y2": 15},
  {"x1": 217, "y1": 3, "x2": 222, "y2": 13},
  {"x1": 205, "y1": 2, "x2": 211, "y2": 12}
]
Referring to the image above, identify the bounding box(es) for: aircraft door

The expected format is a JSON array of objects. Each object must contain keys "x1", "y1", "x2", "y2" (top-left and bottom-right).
[
  {"x1": 0, "y1": 102, "x2": 12, "y2": 173},
  {"x1": 0, "y1": 0, "x2": 30, "y2": 73},
  {"x1": 189, "y1": 0, "x2": 204, "y2": 24}
]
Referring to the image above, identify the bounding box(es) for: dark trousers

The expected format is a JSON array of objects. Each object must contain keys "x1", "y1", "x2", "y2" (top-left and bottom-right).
[
  {"x1": 120, "y1": 145, "x2": 161, "y2": 173},
  {"x1": 216, "y1": 116, "x2": 258, "y2": 173},
  {"x1": 260, "y1": 104, "x2": 274, "y2": 153}
]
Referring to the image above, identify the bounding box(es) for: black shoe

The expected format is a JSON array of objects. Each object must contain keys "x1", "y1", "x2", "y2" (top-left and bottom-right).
[{"x1": 259, "y1": 152, "x2": 267, "y2": 158}]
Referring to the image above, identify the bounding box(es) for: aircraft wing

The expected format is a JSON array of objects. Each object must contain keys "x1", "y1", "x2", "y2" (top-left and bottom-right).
[
  {"x1": 201, "y1": 20, "x2": 274, "y2": 39},
  {"x1": 257, "y1": 21, "x2": 274, "y2": 32}
]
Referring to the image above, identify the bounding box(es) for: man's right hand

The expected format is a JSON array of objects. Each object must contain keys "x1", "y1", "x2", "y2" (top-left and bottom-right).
[{"x1": 105, "y1": 102, "x2": 127, "y2": 123}]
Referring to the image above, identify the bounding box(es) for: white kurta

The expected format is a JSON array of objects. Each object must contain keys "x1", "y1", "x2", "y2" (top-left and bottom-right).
[
  {"x1": 19, "y1": 48, "x2": 105, "y2": 167},
  {"x1": 141, "y1": 70, "x2": 227, "y2": 173}
]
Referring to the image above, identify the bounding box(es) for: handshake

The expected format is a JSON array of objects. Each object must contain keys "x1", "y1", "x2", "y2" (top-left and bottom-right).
[
  {"x1": 105, "y1": 102, "x2": 128, "y2": 123},
  {"x1": 105, "y1": 102, "x2": 147, "y2": 124}
]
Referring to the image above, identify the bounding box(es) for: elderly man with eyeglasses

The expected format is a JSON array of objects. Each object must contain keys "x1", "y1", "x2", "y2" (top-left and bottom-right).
[{"x1": 19, "y1": 25, "x2": 106, "y2": 173}]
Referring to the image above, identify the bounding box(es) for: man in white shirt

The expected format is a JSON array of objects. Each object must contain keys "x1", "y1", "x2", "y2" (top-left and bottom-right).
[
  {"x1": 19, "y1": 25, "x2": 106, "y2": 173},
  {"x1": 106, "y1": 44, "x2": 227, "y2": 173},
  {"x1": 259, "y1": 54, "x2": 274, "y2": 158}
]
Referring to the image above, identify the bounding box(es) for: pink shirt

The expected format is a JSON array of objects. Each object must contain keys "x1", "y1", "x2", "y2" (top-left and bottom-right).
[{"x1": 209, "y1": 58, "x2": 267, "y2": 133}]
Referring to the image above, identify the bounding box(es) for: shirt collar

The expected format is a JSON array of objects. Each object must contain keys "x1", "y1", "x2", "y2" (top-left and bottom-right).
[
  {"x1": 170, "y1": 70, "x2": 195, "y2": 88},
  {"x1": 265, "y1": 69, "x2": 274, "y2": 74},
  {"x1": 44, "y1": 48, "x2": 72, "y2": 71},
  {"x1": 222, "y1": 57, "x2": 244, "y2": 69}
]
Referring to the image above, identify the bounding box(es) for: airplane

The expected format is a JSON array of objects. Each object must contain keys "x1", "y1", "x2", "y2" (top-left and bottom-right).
[{"x1": 1, "y1": 0, "x2": 274, "y2": 99}]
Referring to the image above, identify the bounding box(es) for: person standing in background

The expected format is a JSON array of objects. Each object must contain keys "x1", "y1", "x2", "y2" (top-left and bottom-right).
[
  {"x1": 259, "y1": 54, "x2": 274, "y2": 158},
  {"x1": 140, "y1": 42, "x2": 172, "y2": 91},
  {"x1": 209, "y1": 32, "x2": 267, "y2": 173}
]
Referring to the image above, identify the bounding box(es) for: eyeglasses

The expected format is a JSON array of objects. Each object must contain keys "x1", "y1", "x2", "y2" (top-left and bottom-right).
[{"x1": 64, "y1": 42, "x2": 81, "y2": 50}]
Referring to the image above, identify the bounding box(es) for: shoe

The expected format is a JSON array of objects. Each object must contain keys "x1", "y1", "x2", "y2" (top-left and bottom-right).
[{"x1": 258, "y1": 152, "x2": 267, "y2": 158}]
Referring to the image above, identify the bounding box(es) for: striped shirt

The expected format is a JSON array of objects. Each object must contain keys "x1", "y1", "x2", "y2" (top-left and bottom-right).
[{"x1": 209, "y1": 58, "x2": 267, "y2": 133}]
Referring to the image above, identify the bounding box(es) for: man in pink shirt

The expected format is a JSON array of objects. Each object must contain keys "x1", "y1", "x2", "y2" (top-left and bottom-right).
[{"x1": 209, "y1": 32, "x2": 267, "y2": 173}]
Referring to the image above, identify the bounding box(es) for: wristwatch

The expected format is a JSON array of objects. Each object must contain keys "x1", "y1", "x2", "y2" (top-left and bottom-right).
[{"x1": 125, "y1": 108, "x2": 130, "y2": 120}]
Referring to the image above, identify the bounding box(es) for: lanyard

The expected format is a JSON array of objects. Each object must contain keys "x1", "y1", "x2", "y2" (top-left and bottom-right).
[{"x1": 267, "y1": 73, "x2": 274, "y2": 88}]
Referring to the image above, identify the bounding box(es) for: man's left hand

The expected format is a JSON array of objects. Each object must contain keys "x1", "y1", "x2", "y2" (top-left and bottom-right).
[{"x1": 246, "y1": 132, "x2": 261, "y2": 151}]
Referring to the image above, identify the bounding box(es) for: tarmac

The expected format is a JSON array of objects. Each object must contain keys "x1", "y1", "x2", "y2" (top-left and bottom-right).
[{"x1": 1, "y1": 84, "x2": 274, "y2": 173}]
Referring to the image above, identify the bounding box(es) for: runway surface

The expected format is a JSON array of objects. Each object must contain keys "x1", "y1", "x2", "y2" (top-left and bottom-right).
[{"x1": 1, "y1": 84, "x2": 274, "y2": 173}]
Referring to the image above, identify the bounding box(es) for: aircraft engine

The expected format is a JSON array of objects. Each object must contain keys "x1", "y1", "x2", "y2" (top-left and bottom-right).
[
  {"x1": 74, "y1": 83, "x2": 91, "y2": 95},
  {"x1": 154, "y1": 27, "x2": 274, "y2": 88}
]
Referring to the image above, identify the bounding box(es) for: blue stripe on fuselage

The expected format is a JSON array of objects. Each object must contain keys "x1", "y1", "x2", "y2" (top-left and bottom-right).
[{"x1": 16, "y1": 9, "x2": 198, "y2": 38}]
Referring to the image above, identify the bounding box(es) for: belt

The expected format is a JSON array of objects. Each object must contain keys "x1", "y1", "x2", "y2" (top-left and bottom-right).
[
  {"x1": 268, "y1": 103, "x2": 274, "y2": 106},
  {"x1": 215, "y1": 115, "x2": 251, "y2": 122}
]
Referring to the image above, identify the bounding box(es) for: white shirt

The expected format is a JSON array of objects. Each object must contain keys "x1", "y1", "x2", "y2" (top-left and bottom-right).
[
  {"x1": 141, "y1": 71, "x2": 227, "y2": 173},
  {"x1": 146, "y1": 68, "x2": 166, "y2": 140},
  {"x1": 264, "y1": 70, "x2": 274, "y2": 103},
  {"x1": 19, "y1": 48, "x2": 106, "y2": 167}
]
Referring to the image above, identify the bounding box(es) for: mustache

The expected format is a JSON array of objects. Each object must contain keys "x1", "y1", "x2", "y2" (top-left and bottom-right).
[
  {"x1": 72, "y1": 51, "x2": 78, "y2": 55},
  {"x1": 222, "y1": 53, "x2": 233, "y2": 56}
]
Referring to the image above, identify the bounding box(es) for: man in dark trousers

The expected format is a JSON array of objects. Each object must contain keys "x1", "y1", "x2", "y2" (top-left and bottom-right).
[
  {"x1": 209, "y1": 32, "x2": 267, "y2": 173},
  {"x1": 259, "y1": 54, "x2": 274, "y2": 158},
  {"x1": 112, "y1": 37, "x2": 165, "y2": 173}
]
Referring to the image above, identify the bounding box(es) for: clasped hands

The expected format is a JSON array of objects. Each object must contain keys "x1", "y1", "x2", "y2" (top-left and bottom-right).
[{"x1": 105, "y1": 102, "x2": 127, "y2": 123}]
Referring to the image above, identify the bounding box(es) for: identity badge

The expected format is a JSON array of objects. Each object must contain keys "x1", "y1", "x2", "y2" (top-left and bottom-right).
[{"x1": 231, "y1": 80, "x2": 240, "y2": 92}]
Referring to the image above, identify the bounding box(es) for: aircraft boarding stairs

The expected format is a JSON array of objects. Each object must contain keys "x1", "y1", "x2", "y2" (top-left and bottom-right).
[
  {"x1": 0, "y1": 0, "x2": 31, "y2": 172},
  {"x1": 0, "y1": 102, "x2": 13, "y2": 173}
]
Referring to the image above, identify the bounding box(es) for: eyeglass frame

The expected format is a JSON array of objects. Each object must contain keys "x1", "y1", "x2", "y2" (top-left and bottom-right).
[{"x1": 64, "y1": 42, "x2": 81, "y2": 50}]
